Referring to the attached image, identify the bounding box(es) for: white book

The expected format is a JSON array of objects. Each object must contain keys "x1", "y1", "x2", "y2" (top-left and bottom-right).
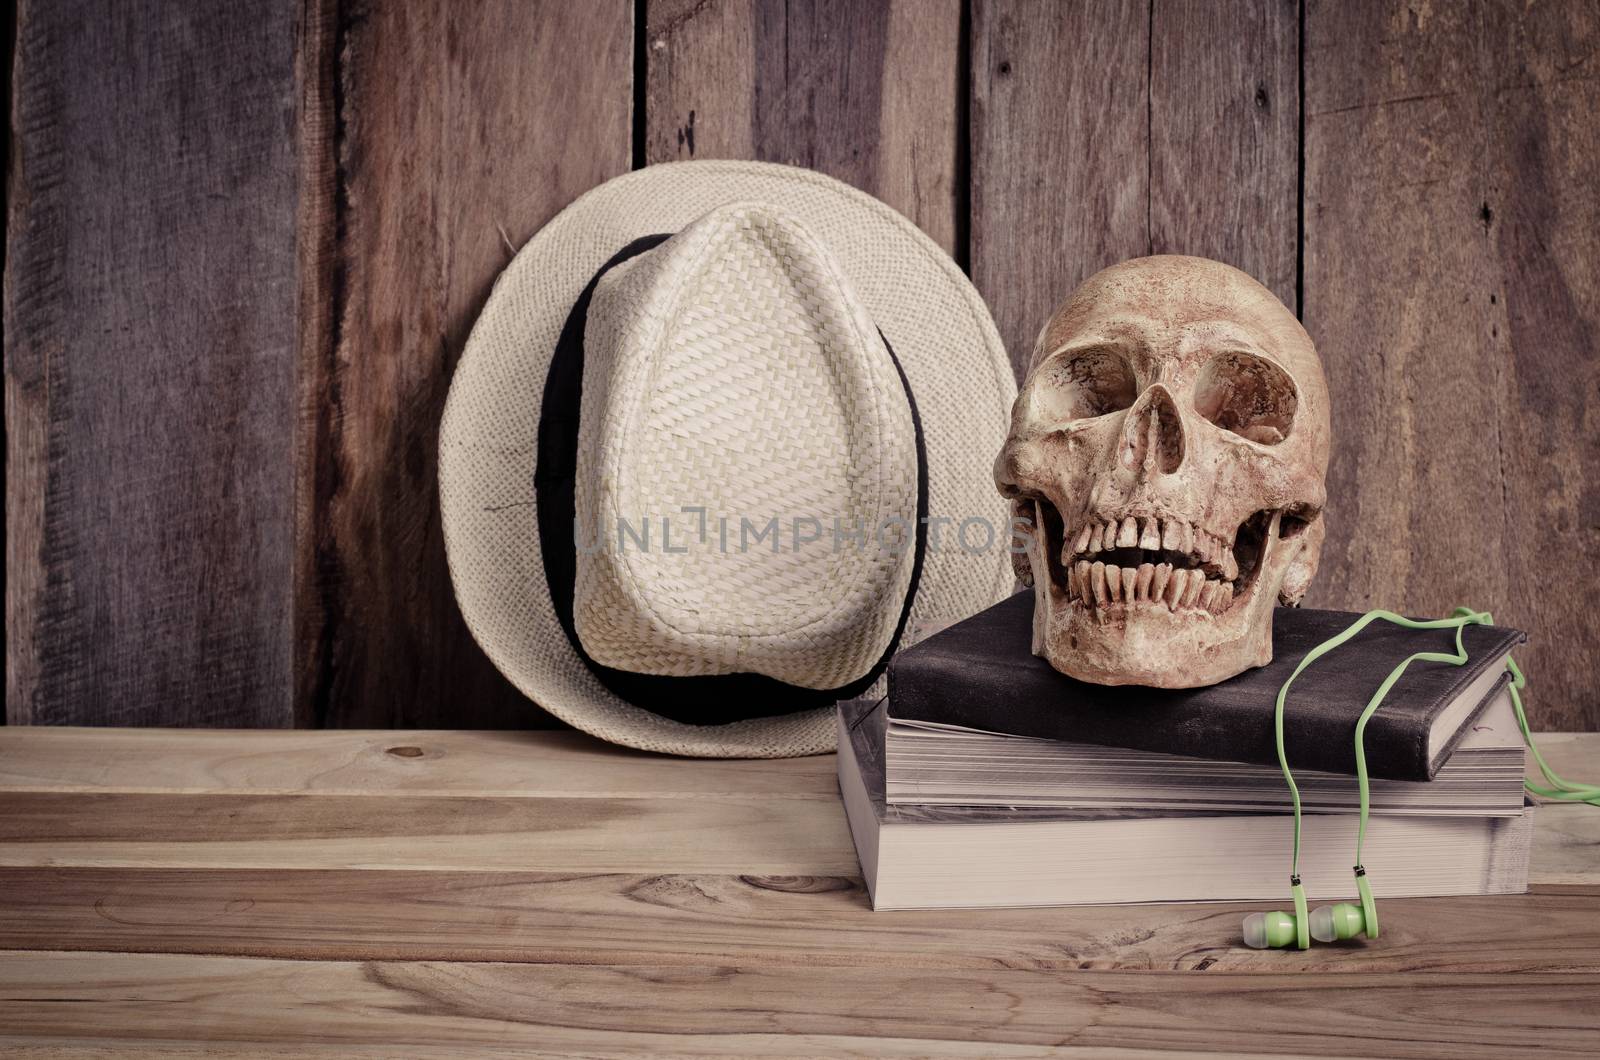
[{"x1": 839, "y1": 710, "x2": 1533, "y2": 911}]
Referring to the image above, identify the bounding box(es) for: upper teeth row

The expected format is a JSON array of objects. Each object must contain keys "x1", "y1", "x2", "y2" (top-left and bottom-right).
[{"x1": 1066, "y1": 515, "x2": 1237, "y2": 581}]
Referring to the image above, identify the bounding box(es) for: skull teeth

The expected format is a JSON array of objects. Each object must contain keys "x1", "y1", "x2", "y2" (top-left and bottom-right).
[
  {"x1": 1062, "y1": 514, "x2": 1235, "y2": 573},
  {"x1": 1164, "y1": 567, "x2": 1186, "y2": 607},
  {"x1": 1042, "y1": 508, "x2": 1280, "y2": 616},
  {"x1": 1066, "y1": 559, "x2": 1236, "y2": 614},
  {"x1": 1221, "y1": 549, "x2": 1239, "y2": 582}
]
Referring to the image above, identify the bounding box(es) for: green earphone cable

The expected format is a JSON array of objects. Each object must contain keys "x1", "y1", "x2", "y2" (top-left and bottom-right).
[
  {"x1": 1497, "y1": 658, "x2": 1600, "y2": 804},
  {"x1": 1275, "y1": 607, "x2": 1599, "y2": 882}
]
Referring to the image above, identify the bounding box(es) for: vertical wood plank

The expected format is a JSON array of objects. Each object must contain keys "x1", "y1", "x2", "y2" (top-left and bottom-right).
[
  {"x1": 5, "y1": 0, "x2": 300, "y2": 726},
  {"x1": 1149, "y1": 0, "x2": 1299, "y2": 310},
  {"x1": 971, "y1": 0, "x2": 1151, "y2": 375},
  {"x1": 972, "y1": 1, "x2": 1297, "y2": 379},
  {"x1": 1484, "y1": 1, "x2": 1599, "y2": 730},
  {"x1": 644, "y1": 0, "x2": 962, "y2": 255},
  {"x1": 1304, "y1": 0, "x2": 1598, "y2": 728},
  {"x1": 1303, "y1": 0, "x2": 1504, "y2": 619},
  {"x1": 304, "y1": 0, "x2": 634, "y2": 727}
]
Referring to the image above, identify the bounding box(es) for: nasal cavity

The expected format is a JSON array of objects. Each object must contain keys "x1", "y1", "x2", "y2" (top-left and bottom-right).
[{"x1": 1120, "y1": 384, "x2": 1185, "y2": 475}]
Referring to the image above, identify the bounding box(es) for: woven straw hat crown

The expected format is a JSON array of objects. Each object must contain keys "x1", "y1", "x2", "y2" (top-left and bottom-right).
[
  {"x1": 439, "y1": 160, "x2": 1016, "y2": 757},
  {"x1": 573, "y1": 203, "x2": 919, "y2": 688}
]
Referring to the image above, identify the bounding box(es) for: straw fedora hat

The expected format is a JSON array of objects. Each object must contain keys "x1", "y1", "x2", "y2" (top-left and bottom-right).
[{"x1": 440, "y1": 161, "x2": 1015, "y2": 757}]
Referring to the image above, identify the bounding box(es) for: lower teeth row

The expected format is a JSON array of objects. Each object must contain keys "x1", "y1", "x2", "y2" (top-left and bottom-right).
[{"x1": 1067, "y1": 560, "x2": 1233, "y2": 613}]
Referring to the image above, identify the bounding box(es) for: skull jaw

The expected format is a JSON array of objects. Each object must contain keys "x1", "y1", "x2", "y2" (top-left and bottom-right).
[
  {"x1": 1027, "y1": 525, "x2": 1295, "y2": 689},
  {"x1": 1033, "y1": 600, "x2": 1276, "y2": 687}
]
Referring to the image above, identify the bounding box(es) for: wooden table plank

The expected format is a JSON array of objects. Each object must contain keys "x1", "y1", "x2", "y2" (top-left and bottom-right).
[
  {"x1": 0, "y1": 791, "x2": 856, "y2": 875},
  {"x1": 3, "y1": 726, "x2": 1593, "y2": 799},
  {"x1": 0, "y1": 730, "x2": 1595, "y2": 1053},
  {"x1": 0, "y1": 868, "x2": 1595, "y2": 976},
  {"x1": 0, "y1": 732, "x2": 1591, "y2": 881},
  {"x1": 0, "y1": 727, "x2": 838, "y2": 799},
  {"x1": 1534, "y1": 796, "x2": 1600, "y2": 884},
  {"x1": 0, "y1": 788, "x2": 1593, "y2": 880},
  {"x1": 3, "y1": 951, "x2": 1597, "y2": 1058},
  {"x1": 0, "y1": 1040, "x2": 1208, "y2": 1060},
  {"x1": 0, "y1": 731, "x2": 1591, "y2": 878},
  {"x1": 645, "y1": 0, "x2": 962, "y2": 255},
  {"x1": 298, "y1": 0, "x2": 634, "y2": 729},
  {"x1": 6, "y1": 0, "x2": 301, "y2": 727}
]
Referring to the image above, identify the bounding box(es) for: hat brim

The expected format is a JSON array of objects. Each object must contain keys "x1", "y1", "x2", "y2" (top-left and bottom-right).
[{"x1": 440, "y1": 161, "x2": 1016, "y2": 757}]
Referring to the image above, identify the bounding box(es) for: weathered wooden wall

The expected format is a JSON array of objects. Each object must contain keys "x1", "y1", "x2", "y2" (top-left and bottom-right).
[
  {"x1": 7, "y1": 0, "x2": 1597, "y2": 730},
  {"x1": 6, "y1": 0, "x2": 301, "y2": 726},
  {"x1": 298, "y1": 0, "x2": 633, "y2": 729},
  {"x1": 1303, "y1": 0, "x2": 1599, "y2": 732}
]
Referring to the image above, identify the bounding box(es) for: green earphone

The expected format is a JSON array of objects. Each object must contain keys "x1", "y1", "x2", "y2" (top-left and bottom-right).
[{"x1": 1243, "y1": 606, "x2": 1600, "y2": 950}]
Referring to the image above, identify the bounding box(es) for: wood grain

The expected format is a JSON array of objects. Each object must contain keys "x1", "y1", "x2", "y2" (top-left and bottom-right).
[
  {"x1": 1149, "y1": 0, "x2": 1299, "y2": 309},
  {"x1": 1535, "y1": 793, "x2": 1600, "y2": 885},
  {"x1": 2, "y1": 725, "x2": 1592, "y2": 799},
  {"x1": 645, "y1": 0, "x2": 962, "y2": 254},
  {"x1": 0, "y1": 726, "x2": 840, "y2": 798},
  {"x1": 300, "y1": 0, "x2": 634, "y2": 729},
  {"x1": 3, "y1": 951, "x2": 1598, "y2": 1058},
  {"x1": 1, "y1": 868, "x2": 1596, "y2": 975},
  {"x1": 4, "y1": 0, "x2": 301, "y2": 726},
  {"x1": 972, "y1": 0, "x2": 1298, "y2": 376},
  {"x1": 0, "y1": 790, "x2": 856, "y2": 874},
  {"x1": 1302, "y1": 0, "x2": 1513, "y2": 677},
  {"x1": 1302, "y1": 0, "x2": 1599, "y2": 730},
  {"x1": 2, "y1": 788, "x2": 1592, "y2": 880},
  {"x1": 0, "y1": 729, "x2": 1593, "y2": 878},
  {"x1": 971, "y1": 0, "x2": 1151, "y2": 375},
  {"x1": 1482, "y1": 1, "x2": 1600, "y2": 731},
  {"x1": 0, "y1": 729, "x2": 1595, "y2": 1053},
  {"x1": 0, "y1": 1040, "x2": 1169, "y2": 1060},
  {"x1": 7, "y1": 3, "x2": 1596, "y2": 740}
]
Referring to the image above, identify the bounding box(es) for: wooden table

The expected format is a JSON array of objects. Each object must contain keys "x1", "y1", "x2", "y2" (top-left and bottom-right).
[{"x1": 1, "y1": 728, "x2": 1596, "y2": 1057}]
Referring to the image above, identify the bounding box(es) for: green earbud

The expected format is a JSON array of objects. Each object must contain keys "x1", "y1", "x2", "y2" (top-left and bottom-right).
[
  {"x1": 1243, "y1": 875, "x2": 1314, "y2": 949},
  {"x1": 1308, "y1": 902, "x2": 1368, "y2": 942},
  {"x1": 1242, "y1": 903, "x2": 1373, "y2": 947},
  {"x1": 1244, "y1": 868, "x2": 1380, "y2": 948},
  {"x1": 1241, "y1": 910, "x2": 1300, "y2": 949},
  {"x1": 1252, "y1": 606, "x2": 1596, "y2": 956}
]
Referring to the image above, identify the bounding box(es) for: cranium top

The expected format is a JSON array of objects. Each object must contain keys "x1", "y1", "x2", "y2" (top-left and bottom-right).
[{"x1": 996, "y1": 255, "x2": 1330, "y2": 687}]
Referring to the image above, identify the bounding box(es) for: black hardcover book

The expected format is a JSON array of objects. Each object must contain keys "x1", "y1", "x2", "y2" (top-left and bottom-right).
[{"x1": 886, "y1": 593, "x2": 1526, "y2": 781}]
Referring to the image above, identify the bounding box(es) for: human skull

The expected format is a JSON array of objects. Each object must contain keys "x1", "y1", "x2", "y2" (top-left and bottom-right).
[{"x1": 995, "y1": 256, "x2": 1330, "y2": 687}]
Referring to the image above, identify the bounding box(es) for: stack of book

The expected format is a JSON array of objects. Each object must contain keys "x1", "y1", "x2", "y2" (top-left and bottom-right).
[{"x1": 838, "y1": 592, "x2": 1534, "y2": 910}]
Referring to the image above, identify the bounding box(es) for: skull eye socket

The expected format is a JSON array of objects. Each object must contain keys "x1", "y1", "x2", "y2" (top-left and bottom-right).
[
  {"x1": 1031, "y1": 349, "x2": 1138, "y2": 424},
  {"x1": 1193, "y1": 351, "x2": 1298, "y2": 445}
]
